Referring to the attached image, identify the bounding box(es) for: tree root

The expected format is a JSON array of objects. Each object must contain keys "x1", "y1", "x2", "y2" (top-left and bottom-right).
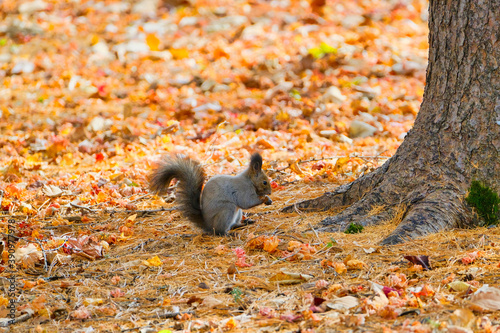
[
  {"x1": 282, "y1": 157, "x2": 475, "y2": 244},
  {"x1": 281, "y1": 161, "x2": 390, "y2": 213},
  {"x1": 380, "y1": 190, "x2": 470, "y2": 244}
]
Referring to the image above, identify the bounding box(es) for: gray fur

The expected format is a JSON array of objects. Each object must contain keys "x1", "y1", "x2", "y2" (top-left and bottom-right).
[{"x1": 149, "y1": 153, "x2": 272, "y2": 235}]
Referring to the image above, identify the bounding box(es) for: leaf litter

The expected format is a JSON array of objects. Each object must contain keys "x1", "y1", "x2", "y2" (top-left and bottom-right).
[{"x1": 0, "y1": 0, "x2": 498, "y2": 332}]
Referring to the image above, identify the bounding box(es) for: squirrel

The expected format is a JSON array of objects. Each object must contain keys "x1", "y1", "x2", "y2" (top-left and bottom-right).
[{"x1": 148, "y1": 153, "x2": 272, "y2": 235}]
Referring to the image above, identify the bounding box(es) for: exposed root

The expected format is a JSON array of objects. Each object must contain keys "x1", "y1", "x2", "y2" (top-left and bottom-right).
[
  {"x1": 319, "y1": 205, "x2": 394, "y2": 232},
  {"x1": 380, "y1": 190, "x2": 471, "y2": 245},
  {"x1": 281, "y1": 161, "x2": 390, "y2": 213},
  {"x1": 281, "y1": 147, "x2": 483, "y2": 244},
  {"x1": 385, "y1": 203, "x2": 409, "y2": 227},
  {"x1": 282, "y1": 154, "x2": 480, "y2": 244}
]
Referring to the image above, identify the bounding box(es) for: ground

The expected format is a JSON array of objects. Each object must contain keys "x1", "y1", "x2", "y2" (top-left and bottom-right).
[
  {"x1": 7, "y1": 182, "x2": 500, "y2": 332},
  {"x1": 0, "y1": 0, "x2": 499, "y2": 332}
]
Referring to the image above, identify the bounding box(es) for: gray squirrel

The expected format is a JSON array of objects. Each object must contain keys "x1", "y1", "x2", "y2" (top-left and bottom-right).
[{"x1": 148, "y1": 153, "x2": 272, "y2": 235}]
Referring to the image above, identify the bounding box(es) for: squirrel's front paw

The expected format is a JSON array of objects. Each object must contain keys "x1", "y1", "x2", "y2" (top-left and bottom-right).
[{"x1": 261, "y1": 195, "x2": 272, "y2": 205}]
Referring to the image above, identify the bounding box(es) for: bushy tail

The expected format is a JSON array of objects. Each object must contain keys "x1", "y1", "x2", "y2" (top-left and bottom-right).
[{"x1": 148, "y1": 155, "x2": 205, "y2": 229}]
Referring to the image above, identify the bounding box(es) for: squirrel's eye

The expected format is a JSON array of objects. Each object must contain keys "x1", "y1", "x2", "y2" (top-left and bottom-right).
[{"x1": 263, "y1": 181, "x2": 268, "y2": 185}]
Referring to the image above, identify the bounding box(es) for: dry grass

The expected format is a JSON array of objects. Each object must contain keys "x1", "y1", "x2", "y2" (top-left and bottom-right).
[{"x1": 8, "y1": 182, "x2": 500, "y2": 332}]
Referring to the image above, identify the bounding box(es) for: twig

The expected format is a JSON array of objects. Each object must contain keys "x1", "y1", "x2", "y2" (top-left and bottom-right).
[
  {"x1": 42, "y1": 222, "x2": 95, "y2": 229},
  {"x1": 273, "y1": 233, "x2": 306, "y2": 243},
  {"x1": 105, "y1": 207, "x2": 176, "y2": 216},
  {"x1": 308, "y1": 223, "x2": 322, "y2": 244},
  {"x1": 31, "y1": 238, "x2": 48, "y2": 271},
  {"x1": 153, "y1": 310, "x2": 194, "y2": 319},
  {"x1": 265, "y1": 249, "x2": 301, "y2": 267},
  {"x1": 37, "y1": 198, "x2": 51, "y2": 212},
  {"x1": 293, "y1": 204, "x2": 302, "y2": 215},
  {"x1": 0, "y1": 214, "x2": 27, "y2": 219},
  {"x1": 119, "y1": 311, "x2": 195, "y2": 332},
  {"x1": 129, "y1": 194, "x2": 150, "y2": 204},
  {"x1": 0, "y1": 232, "x2": 25, "y2": 241},
  {"x1": 131, "y1": 238, "x2": 155, "y2": 251},
  {"x1": 121, "y1": 326, "x2": 153, "y2": 332},
  {"x1": 70, "y1": 202, "x2": 96, "y2": 213},
  {"x1": 0, "y1": 309, "x2": 34, "y2": 327}
]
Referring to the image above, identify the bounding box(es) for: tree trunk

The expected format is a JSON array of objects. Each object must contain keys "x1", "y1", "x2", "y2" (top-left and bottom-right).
[{"x1": 283, "y1": 0, "x2": 500, "y2": 244}]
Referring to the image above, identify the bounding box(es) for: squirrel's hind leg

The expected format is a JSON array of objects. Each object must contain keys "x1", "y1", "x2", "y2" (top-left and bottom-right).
[
  {"x1": 229, "y1": 209, "x2": 244, "y2": 230},
  {"x1": 210, "y1": 206, "x2": 241, "y2": 235}
]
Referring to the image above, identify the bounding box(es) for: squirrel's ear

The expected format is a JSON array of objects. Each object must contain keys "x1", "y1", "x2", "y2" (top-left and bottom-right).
[{"x1": 250, "y1": 153, "x2": 263, "y2": 172}]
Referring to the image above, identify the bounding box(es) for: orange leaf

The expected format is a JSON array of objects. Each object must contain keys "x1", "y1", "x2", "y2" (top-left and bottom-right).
[
  {"x1": 262, "y1": 236, "x2": 280, "y2": 253},
  {"x1": 96, "y1": 191, "x2": 107, "y2": 203}
]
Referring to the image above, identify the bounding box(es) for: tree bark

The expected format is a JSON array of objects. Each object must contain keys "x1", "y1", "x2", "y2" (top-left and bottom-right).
[{"x1": 283, "y1": 0, "x2": 500, "y2": 244}]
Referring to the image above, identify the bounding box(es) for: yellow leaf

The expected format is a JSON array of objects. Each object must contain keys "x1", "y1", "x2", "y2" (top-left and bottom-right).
[
  {"x1": 61, "y1": 153, "x2": 74, "y2": 166},
  {"x1": 161, "y1": 135, "x2": 171, "y2": 144},
  {"x1": 146, "y1": 33, "x2": 160, "y2": 51},
  {"x1": 91, "y1": 35, "x2": 99, "y2": 45},
  {"x1": 169, "y1": 48, "x2": 189, "y2": 60},
  {"x1": 31, "y1": 229, "x2": 40, "y2": 239},
  {"x1": 447, "y1": 281, "x2": 472, "y2": 293},
  {"x1": 60, "y1": 126, "x2": 72, "y2": 136},
  {"x1": 335, "y1": 157, "x2": 350, "y2": 168},
  {"x1": 83, "y1": 298, "x2": 104, "y2": 306},
  {"x1": 144, "y1": 255, "x2": 163, "y2": 267},
  {"x1": 275, "y1": 110, "x2": 290, "y2": 121},
  {"x1": 26, "y1": 153, "x2": 41, "y2": 164},
  {"x1": 290, "y1": 162, "x2": 304, "y2": 176}
]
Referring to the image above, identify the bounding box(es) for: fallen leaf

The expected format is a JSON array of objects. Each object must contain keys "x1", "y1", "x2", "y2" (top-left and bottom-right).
[
  {"x1": 169, "y1": 48, "x2": 189, "y2": 59},
  {"x1": 202, "y1": 296, "x2": 224, "y2": 309},
  {"x1": 65, "y1": 236, "x2": 104, "y2": 260},
  {"x1": 280, "y1": 312, "x2": 303, "y2": 322},
  {"x1": 404, "y1": 255, "x2": 431, "y2": 270},
  {"x1": 227, "y1": 263, "x2": 237, "y2": 275},
  {"x1": 469, "y1": 286, "x2": 500, "y2": 312},
  {"x1": 14, "y1": 244, "x2": 43, "y2": 268},
  {"x1": 233, "y1": 247, "x2": 252, "y2": 267},
  {"x1": 146, "y1": 33, "x2": 160, "y2": 51},
  {"x1": 363, "y1": 247, "x2": 377, "y2": 254},
  {"x1": 110, "y1": 288, "x2": 125, "y2": 298},
  {"x1": 269, "y1": 270, "x2": 313, "y2": 284},
  {"x1": 42, "y1": 184, "x2": 64, "y2": 197},
  {"x1": 448, "y1": 281, "x2": 473, "y2": 293},
  {"x1": 143, "y1": 255, "x2": 163, "y2": 267},
  {"x1": 345, "y1": 259, "x2": 367, "y2": 270},
  {"x1": 450, "y1": 308, "x2": 475, "y2": 328},
  {"x1": 326, "y1": 296, "x2": 359, "y2": 311},
  {"x1": 70, "y1": 306, "x2": 92, "y2": 319}
]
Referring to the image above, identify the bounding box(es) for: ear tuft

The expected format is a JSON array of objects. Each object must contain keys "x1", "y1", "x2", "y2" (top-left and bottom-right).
[{"x1": 250, "y1": 153, "x2": 263, "y2": 172}]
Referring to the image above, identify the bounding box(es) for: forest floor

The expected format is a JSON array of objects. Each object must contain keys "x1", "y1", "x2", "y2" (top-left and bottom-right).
[{"x1": 0, "y1": 0, "x2": 499, "y2": 332}]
